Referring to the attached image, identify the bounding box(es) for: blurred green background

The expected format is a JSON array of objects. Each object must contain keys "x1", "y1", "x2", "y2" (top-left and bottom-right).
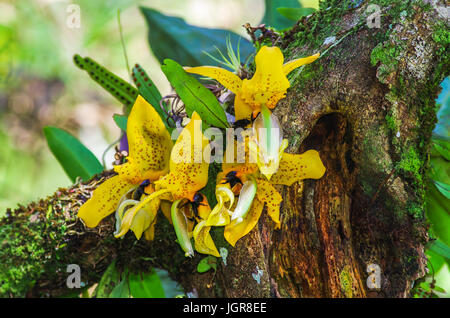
[{"x1": 0, "y1": 0, "x2": 263, "y2": 214}]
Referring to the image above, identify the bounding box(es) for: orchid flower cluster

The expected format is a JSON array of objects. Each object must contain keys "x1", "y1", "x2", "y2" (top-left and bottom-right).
[{"x1": 77, "y1": 46, "x2": 326, "y2": 257}]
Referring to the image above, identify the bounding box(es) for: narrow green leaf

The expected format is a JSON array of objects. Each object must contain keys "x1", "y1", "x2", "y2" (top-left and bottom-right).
[
  {"x1": 129, "y1": 270, "x2": 166, "y2": 298},
  {"x1": 131, "y1": 64, "x2": 172, "y2": 133},
  {"x1": 140, "y1": 7, "x2": 253, "y2": 68},
  {"x1": 95, "y1": 260, "x2": 120, "y2": 298},
  {"x1": 432, "y1": 137, "x2": 450, "y2": 161},
  {"x1": 73, "y1": 54, "x2": 138, "y2": 113},
  {"x1": 429, "y1": 239, "x2": 450, "y2": 260},
  {"x1": 161, "y1": 59, "x2": 229, "y2": 128},
  {"x1": 109, "y1": 276, "x2": 130, "y2": 298},
  {"x1": 429, "y1": 155, "x2": 450, "y2": 187},
  {"x1": 113, "y1": 114, "x2": 128, "y2": 131},
  {"x1": 43, "y1": 126, "x2": 103, "y2": 182},
  {"x1": 434, "y1": 180, "x2": 450, "y2": 200}
]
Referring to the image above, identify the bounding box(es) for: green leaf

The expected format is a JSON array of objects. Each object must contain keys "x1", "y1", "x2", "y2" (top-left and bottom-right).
[
  {"x1": 428, "y1": 239, "x2": 450, "y2": 260},
  {"x1": 276, "y1": 7, "x2": 316, "y2": 21},
  {"x1": 432, "y1": 285, "x2": 447, "y2": 294},
  {"x1": 131, "y1": 64, "x2": 172, "y2": 133},
  {"x1": 161, "y1": 59, "x2": 229, "y2": 128},
  {"x1": 140, "y1": 7, "x2": 253, "y2": 68},
  {"x1": 129, "y1": 270, "x2": 166, "y2": 298},
  {"x1": 426, "y1": 249, "x2": 446, "y2": 273},
  {"x1": 43, "y1": 126, "x2": 103, "y2": 182},
  {"x1": 429, "y1": 154, "x2": 450, "y2": 187},
  {"x1": 113, "y1": 114, "x2": 128, "y2": 131},
  {"x1": 426, "y1": 181, "x2": 450, "y2": 247},
  {"x1": 432, "y1": 137, "x2": 450, "y2": 161},
  {"x1": 95, "y1": 260, "x2": 120, "y2": 298},
  {"x1": 197, "y1": 256, "x2": 217, "y2": 273},
  {"x1": 109, "y1": 276, "x2": 130, "y2": 298},
  {"x1": 434, "y1": 180, "x2": 450, "y2": 200},
  {"x1": 73, "y1": 54, "x2": 138, "y2": 113},
  {"x1": 262, "y1": 0, "x2": 302, "y2": 29}
]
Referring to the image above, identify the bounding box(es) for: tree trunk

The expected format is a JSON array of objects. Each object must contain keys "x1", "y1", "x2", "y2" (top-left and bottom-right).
[{"x1": 0, "y1": 0, "x2": 448, "y2": 298}]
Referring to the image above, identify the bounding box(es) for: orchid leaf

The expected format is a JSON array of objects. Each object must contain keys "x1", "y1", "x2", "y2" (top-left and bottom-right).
[
  {"x1": 161, "y1": 59, "x2": 229, "y2": 128},
  {"x1": 129, "y1": 270, "x2": 166, "y2": 298},
  {"x1": 73, "y1": 54, "x2": 138, "y2": 113},
  {"x1": 426, "y1": 181, "x2": 450, "y2": 247},
  {"x1": 429, "y1": 239, "x2": 450, "y2": 260},
  {"x1": 43, "y1": 126, "x2": 103, "y2": 182},
  {"x1": 109, "y1": 276, "x2": 130, "y2": 298},
  {"x1": 95, "y1": 260, "x2": 120, "y2": 298},
  {"x1": 197, "y1": 256, "x2": 218, "y2": 273}
]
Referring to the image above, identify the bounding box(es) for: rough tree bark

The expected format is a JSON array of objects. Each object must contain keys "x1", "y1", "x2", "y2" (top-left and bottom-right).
[{"x1": 0, "y1": 0, "x2": 448, "y2": 298}]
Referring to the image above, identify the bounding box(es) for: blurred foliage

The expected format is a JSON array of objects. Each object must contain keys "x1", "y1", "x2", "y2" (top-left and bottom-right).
[
  {"x1": 141, "y1": 6, "x2": 254, "y2": 68},
  {"x1": 0, "y1": 127, "x2": 70, "y2": 215},
  {"x1": 417, "y1": 77, "x2": 450, "y2": 298}
]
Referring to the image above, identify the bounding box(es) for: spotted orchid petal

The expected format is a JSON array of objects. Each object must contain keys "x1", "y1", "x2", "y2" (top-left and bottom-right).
[
  {"x1": 282, "y1": 53, "x2": 320, "y2": 75},
  {"x1": 255, "y1": 179, "x2": 283, "y2": 228},
  {"x1": 271, "y1": 150, "x2": 326, "y2": 186},
  {"x1": 184, "y1": 66, "x2": 243, "y2": 93},
  {"x1": 78, "y1": 96, "x2": 173, "y2": 230},
  {"x1": 193, "y1": 220, "x2": 220, "y2": 257},
  {"x1": 155, "y1": 112, "x2": 209, "y2": 200},
  {"x1": 185, "y1": 47, "x2": 319, "y2": 122},
  {"x1": 224, "y1": 198, "x2": 264, "y2": 247},
  {"x1": 77, "y1": 176, "x2": 135, "y2": 228},
  {"x1": 114, "y1": 95, "x2": 173, "y2": 183}
]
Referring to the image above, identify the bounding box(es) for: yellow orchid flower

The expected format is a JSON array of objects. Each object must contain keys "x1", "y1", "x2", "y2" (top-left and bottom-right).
[
  {"x1": 122, "y1": 112, "x2": 219, "y2": 257},
  {"x1": 77, "y1": 95, "x2": 173, "y2": 241},
  {"x1": 208, "y1": 129, "x2": 326, "y2": 247},
  {"x1": 185, "y1": 46, "x2": 319, "y2": 120}
]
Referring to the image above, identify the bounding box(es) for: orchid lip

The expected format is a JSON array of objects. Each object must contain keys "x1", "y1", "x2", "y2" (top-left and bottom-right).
[
  {"x1": 171, "y1": 199, "x2": 195, "y2": 258},
  {"x1": 230, "y1": 176, "x2": 257, "y2": 224}
]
